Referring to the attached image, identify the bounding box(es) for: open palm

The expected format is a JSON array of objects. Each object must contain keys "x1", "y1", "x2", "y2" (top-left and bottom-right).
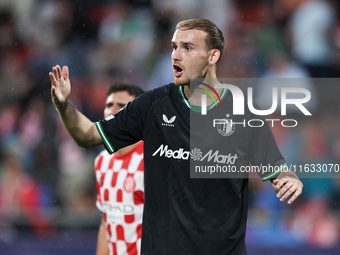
[{"x1": 49, "y1": 65, "x2": 71, "y2": 109}]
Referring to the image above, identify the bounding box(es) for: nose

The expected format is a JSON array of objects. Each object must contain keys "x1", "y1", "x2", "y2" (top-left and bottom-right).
[
  {"x1": 172, "y1": 48, "x2": 181, "y2": 62},
  {"x1": 111, "y1": 106, "x2": 119, "y2": 115},
  {"x1": 104, "y1": 106, "x2": 117, "y2": 117}
]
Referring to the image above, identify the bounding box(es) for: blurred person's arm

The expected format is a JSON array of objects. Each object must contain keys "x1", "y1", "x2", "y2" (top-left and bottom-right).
[
  {"x1": 49, "y1": 65, "x2": 102, "y2": 148},
  {"x1": 270, "y1": 170, "x2": 303, "y2": 205},
  {"x1": 96, "y1": 217, "x2": 110, "y2": 255}
]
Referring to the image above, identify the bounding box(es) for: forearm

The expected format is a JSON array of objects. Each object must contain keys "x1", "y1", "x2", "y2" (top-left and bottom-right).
[
  {"x1": 56, "y1": 99, "x2": 102, "y2": 148},
  {"x1": 50, "y1": 65, "x2": 103, "y2": 148}
]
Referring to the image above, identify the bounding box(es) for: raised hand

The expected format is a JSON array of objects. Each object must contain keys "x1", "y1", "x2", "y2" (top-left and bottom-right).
[{"x1": 49, "y1": 65, "x2": 71, "y2": 110}]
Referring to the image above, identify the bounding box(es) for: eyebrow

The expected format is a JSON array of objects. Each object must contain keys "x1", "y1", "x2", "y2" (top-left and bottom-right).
[
  {"x1": 172, "y1": 41, "x2": 196, "y2": 47},
  {"x1": 105, "y1": 102, "x2": 126, "y2": 107},
  {"x1": 117, "y1": 103, "x2": 126, "y2": 107}
]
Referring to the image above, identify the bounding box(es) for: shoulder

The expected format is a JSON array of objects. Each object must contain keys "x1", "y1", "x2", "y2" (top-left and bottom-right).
[
  {"x1": 150, "y1": 83, "x2": 175, "y2": 95},
  {"x1": 134, "y1": 83, "x2": 175, "y2": 105}
]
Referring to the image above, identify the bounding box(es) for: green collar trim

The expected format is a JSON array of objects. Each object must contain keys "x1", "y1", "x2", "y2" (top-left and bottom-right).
[{"x1": 178, "y1": 85, "x2": 228, "y2": 112}]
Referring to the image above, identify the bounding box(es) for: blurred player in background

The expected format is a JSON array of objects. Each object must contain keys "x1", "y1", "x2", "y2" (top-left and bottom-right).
[
  {"x1": 50, "y1": 19, "x2": 303, "y2": 254},
  {"x1": 94, "y1": 82, "x2": 144, "y2": 255}
]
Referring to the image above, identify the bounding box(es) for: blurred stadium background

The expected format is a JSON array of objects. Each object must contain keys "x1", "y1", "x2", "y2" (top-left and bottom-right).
[{"x1": 1, "y1": 0, "x2": 340, "y2": 254}]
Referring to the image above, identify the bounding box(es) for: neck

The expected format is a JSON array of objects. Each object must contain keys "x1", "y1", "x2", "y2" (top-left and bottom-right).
[
  {"x1": 115, "y1": 143, "x2": 138, "y2": 156},
  {"x1": 183, "y1": 66, "x2": 218, "y2": 100},
  {"x1": 183, "y1": 79, "x2": 223, "y2": 107}
]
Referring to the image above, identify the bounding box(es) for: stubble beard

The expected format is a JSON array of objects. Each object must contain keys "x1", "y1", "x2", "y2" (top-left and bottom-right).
[{"x1": 174, "y1": 75, "x2": 191, "y2": 87}]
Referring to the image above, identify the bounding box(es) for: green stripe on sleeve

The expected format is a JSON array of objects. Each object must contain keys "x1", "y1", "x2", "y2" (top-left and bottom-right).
[
  {"x1": 95, "y1": 121, "x2": 115, "y2": 154},
  {"x1": 262, "y1": 163, "x2": 287, "y2": 181}
]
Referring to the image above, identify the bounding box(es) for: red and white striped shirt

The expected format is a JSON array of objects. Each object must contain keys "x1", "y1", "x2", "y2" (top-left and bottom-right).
[{"x1": 94, "y1": 141, "x2": 144, "y2": 255}]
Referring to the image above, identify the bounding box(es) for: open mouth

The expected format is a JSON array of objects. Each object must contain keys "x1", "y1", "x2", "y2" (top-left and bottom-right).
[{"x1": 173, "y1": 65, "x2": 183, "y2": 77}]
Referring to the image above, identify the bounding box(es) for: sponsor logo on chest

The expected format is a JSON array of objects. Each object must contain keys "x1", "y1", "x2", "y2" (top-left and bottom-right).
[
  {"x1": 152, "y1": 144, "x2": 238, "y2": 164},
  {"x1": 162, "y1": 114, "x2": 176, "y2": 127}
]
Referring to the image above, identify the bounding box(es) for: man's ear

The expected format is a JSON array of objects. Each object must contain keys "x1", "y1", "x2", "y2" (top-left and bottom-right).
[{"x1": 209, "y1": 49, "x2": 221, "y2": 66}]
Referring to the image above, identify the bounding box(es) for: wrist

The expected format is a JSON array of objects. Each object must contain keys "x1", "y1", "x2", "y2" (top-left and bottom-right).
[{"x1": 55, "y1": 98, "x2": 69, "y2": 113}]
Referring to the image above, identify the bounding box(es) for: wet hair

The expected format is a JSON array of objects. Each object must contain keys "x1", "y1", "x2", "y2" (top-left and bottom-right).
[
  {"x1": 107, "y1": 81, "x2": 144, "y2": 97},
  {"x1": 176, "y1": 19, "x2": 224, "y2": 61}
]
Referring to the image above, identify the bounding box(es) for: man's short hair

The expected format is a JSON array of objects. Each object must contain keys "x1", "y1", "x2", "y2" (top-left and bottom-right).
[
  {"x1": 176, "y1": 19, "x2": 224, "y2": 62},
  {"x1": 107, "y1": 81, "x2": 144, "y2": 98}
]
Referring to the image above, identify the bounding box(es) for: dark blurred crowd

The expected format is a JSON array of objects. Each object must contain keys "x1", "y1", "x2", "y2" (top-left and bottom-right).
[{"x1": 1, "y1": 0, "x2": 340, "y2": 248}]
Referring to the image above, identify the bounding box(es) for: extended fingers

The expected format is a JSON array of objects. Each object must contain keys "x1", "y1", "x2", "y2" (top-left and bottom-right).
[
  {"x1": 287, "y1": 185, "x2": 303, "y2": 204},
  {"x1": 275, "y1": 177, "x2": 288, "y2": 190},
  {"x1": 50, "y1": 65, "x2": 64, "y2": 86},
  {"x1": 272, "y1": 179, "x2": 279, "y2": 185},
  {"x1": 277, "y1": 181, "x2": 294, "y2": 201},
  {"x1": 53, "y1": 65, "x2": 61, "y2": 79},
  {"x1": 49, "y1": 71, "x2": 55, "y2": 83},
  {"x1": 276, "y1": 179, "x2": 303, "y2": 204},
  {"x1": 62, "y1": 65, "x2": 69, "y2": 80}
]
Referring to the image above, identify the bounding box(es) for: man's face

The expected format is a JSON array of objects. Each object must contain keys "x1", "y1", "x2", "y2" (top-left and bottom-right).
[
  {"x1": 171, "y1": 29, "x2": 212, "y2": 86},
  {"x1": 104, "y1": 91, "x2": 135, "y2": 118}
]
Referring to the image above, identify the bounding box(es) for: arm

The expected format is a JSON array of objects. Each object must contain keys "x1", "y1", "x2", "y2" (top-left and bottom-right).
[
  {"x1": 270, "y1": 170, "x2": 303, "y2": 205},
  {"x1": 96, "y1": 217, "x2": 110, "y2": 255},
  {"x1": 49, "y1": 65, "x2": 102, "y2": 148}
]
